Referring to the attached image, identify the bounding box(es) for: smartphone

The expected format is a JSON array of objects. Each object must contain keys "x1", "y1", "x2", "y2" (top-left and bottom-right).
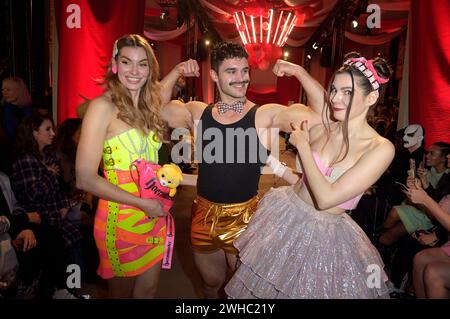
[
  {"x1": 394, "y1": 181, "x2": 408, "y2": 191},
  {"x1": 420, "y1": 154, "x2": 426, "y2": 169}
]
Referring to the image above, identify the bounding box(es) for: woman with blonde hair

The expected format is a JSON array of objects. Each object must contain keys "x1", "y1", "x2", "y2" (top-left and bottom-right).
[{"x1": 76, "y1": 34, "x2": 198, "y2": 298}]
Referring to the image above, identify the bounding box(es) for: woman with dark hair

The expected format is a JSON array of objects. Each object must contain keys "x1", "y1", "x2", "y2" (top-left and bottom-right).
[
  {"x1": 226, "y1": 53, "x2": 395, "y2": 298},
  {"x1": 55, "y1": 118, "x2": 85, "y2": 201},
  {"x1": 55, "y1": 118, "x2": 82, "y2": 161},
  {"x1": 407, "y1": 151, "x2": 450, "y2": 298},
  {"x1": 11, "y1": 113, "x2": 82, "y2": 274},
  {"x1": 386, "y1": 143, "x2": 450, "y2": 294},
  {"x1": 380, "y1": 142, "x2": 449, "y2": 247}
]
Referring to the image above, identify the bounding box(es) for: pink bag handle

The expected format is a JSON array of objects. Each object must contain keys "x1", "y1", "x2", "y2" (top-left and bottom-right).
[
  {"x1": 129, "y1": 159, "x2": 175, "y2": 270},
  {"x1": 129, "y1": 161, "x2": 142, "y2": 198}
]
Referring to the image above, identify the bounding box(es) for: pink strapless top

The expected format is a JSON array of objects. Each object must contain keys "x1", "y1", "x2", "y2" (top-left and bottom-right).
[{"x1": 296, "y1": 151, "x2": 363, "y2": 210}]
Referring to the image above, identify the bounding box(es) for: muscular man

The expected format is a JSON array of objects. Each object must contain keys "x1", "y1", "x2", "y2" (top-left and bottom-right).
[{"x1": 161, "y1": 43, "x2": 320, "y2": 298}]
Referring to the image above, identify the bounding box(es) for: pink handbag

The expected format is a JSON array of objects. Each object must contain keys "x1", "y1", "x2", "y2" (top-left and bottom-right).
[{"x1": 130, "y1": 159, "x2": 175, "y2": 269}]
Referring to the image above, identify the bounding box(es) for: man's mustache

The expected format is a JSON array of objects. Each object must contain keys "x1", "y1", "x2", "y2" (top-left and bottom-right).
[{"x1": 229, "y1": 80, "x2": 249, "y2": 86}]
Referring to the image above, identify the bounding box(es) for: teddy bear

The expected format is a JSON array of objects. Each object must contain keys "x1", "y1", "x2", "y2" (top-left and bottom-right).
[
  {"x1": 131, "y1": 160, "x2": 183, "y2": 213},
  {"x1": 157, "y1": 163, "x2": 183, "y2": 197}
]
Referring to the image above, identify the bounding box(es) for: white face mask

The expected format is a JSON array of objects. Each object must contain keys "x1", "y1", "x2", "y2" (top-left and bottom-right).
[{"x1": 403, "y1": 124, "x2": 424, "y2": 149}]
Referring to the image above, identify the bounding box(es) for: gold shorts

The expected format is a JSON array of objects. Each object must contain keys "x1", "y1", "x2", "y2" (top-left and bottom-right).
[{"x1": 190, "y1": 195, "x2": 259, "y2": 255}]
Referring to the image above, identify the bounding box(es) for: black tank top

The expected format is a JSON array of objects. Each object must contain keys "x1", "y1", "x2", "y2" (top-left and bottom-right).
[{"x1": 196, "y1": 104, "x2": 269, "y2": 203}]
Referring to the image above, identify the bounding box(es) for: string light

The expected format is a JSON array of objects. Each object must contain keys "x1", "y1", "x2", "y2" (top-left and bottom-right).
[{"x1": 234, "y1": 9, "x2": 298, "y2": 47}]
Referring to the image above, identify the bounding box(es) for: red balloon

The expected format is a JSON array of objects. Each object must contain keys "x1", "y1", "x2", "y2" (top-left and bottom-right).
[
  {"x1": 294, "y1": 12, "x2": 306, "y2": 26},
  {"x1": 244, "y1": 6, "x2": 264, "y2": 17},
  {"x1": 258, "y1": 60, "x2": 270, "y2": 70},
  {"x1": 245, "y1": 43, "x2": 282, "y2": 70},
  {"x1": 270, "y1": 46, "x2": 282, "y2": 60},
  {"x1": 302, "y1": 6, "x2": 314, "y2": 19},
  {"x1": 245, "y1": 44, "x2": 263, "y2": 68}
]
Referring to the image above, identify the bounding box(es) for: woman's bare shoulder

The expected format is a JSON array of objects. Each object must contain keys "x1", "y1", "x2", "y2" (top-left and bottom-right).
[
  {"x1": 374, "y1": 135, "x2": 395, "y2": 153},
  {"x1": 90, "y1": 93, "x2": 113, "y2": 107},
  {"x1": 86, "y1": 94, "x2": 116, "y2": 116},
  {"x1": 363, "y1": 134, "x2": 395, "y2": 162}
]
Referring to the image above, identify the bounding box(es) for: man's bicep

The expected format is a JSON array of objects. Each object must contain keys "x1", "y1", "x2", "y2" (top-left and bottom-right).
[
  {"x1": 162, "y1": 100, "x2": 192, "y2": 129},
  {"x1": 272, "y1": 104, "x2": 319, "y2": 132}
]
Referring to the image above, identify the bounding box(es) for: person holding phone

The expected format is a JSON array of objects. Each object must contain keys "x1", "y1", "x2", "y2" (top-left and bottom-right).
[
  {"x1": 406, "y1": 151, "x2": 450, "y2": 298},
  {"x1": 379, "y1": 142, "x2": 450, "y2": 247}
]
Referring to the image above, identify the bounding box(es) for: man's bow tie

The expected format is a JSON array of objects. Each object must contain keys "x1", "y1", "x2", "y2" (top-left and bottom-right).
[{"x1": 217, "y1": 100, "x2": 245, "y2": 115}]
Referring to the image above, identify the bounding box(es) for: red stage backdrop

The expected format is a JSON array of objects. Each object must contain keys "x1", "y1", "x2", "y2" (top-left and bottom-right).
[
  {"x1": 55, "y1": 0, "x2": 145, "y2": 124},
  {"x1": 410, "y1": 0, "x2": 450, "y2": 147}
]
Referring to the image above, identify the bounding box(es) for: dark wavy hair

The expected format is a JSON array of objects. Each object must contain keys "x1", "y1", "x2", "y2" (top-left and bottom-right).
[
  {"x1": 322, "y1": 52, "x2": 393, "y2": 165},
  {"x1": 433, "y1": 141, "x2": 450, "y2": 158},
  {"x1": 211, "y1": 42, "x2": 248, "y2": 72},
  {"x1": 15, "y1": 113, "x2": 54, "y2": 159},
  {"x1": 55, "y1": 118, "x2": 82, "y2": 159},
  {"x1": 431, "y1": 141, "x2": 450, "y2": 201}
]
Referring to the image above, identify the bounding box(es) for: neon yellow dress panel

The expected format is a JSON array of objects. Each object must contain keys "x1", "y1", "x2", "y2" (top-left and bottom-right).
[{"x1": 93, "y1": 128, "x2": 164, "y2": 278}]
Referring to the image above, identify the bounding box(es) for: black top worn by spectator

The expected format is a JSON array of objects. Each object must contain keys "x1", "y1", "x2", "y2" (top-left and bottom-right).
[{"x1": 386, "y1": 146, "x2": 425, "y2": 206}]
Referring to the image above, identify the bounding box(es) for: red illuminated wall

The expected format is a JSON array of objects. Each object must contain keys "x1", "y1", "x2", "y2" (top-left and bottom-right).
[
  {"x1": 409, "y1": 0, "x2": 450, "y2": 146},
  {"x1": 55, "y1": 0, "x2": 145, "y2": 123}
]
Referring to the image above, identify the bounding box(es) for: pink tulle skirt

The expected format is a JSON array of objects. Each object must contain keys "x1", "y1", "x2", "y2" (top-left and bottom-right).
[{"x1": 225, "y1": 186, "x2": 391, "y2": 299}]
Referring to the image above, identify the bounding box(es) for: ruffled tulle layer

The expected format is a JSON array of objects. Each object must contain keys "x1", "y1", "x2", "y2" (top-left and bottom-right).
[{"x1": 225, "y1": 186, "x2": 390, "y2": 299}]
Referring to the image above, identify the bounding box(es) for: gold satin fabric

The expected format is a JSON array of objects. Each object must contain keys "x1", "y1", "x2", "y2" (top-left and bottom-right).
[{"x1": 190, "y1": 195, "x2": 259, "y2": 254}]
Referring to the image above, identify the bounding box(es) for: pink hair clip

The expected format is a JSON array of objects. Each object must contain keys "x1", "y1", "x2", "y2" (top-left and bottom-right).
[
  {"x1": 344, "y1": 57, "x2": 389, "y2": 90},
  {"x1": 112, "y1": 40, "x2": 118, "y2": 59}
]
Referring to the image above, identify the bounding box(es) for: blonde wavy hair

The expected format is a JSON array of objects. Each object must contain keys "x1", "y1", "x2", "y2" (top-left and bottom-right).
[{"x1": 105, "y1": 34, "x2": 169, "y2": 143}]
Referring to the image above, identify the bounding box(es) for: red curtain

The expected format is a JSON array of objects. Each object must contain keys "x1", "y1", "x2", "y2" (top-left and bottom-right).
[
  {"x1": 55, "y1": 0, "x2": 145, "y2": 124},
  {"x1": 409, "y1": 0, "x2": 450, "y2": 147}
]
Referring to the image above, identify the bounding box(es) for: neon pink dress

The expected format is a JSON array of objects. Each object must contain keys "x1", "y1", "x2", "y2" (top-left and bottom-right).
[{"x1": 94, "y1": 129, "x2": 167, "y2": 279}]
